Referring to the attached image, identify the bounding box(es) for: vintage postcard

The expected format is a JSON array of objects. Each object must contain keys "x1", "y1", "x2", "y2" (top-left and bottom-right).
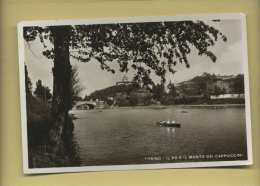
[{"x1": 17, "y1": 13, "x2": 252, "y2": 174}]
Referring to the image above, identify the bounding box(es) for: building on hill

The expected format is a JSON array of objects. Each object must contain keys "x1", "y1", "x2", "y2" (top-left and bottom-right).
[
  {"x1": 89, "y1": 74, "x2": 152, "y2": 107},
  {"x1": 210, "y1": 75, "x2": 235, "y2": 94},
  {"x1": 116, "y1": 75, "x2": 136, "y2": 86}
]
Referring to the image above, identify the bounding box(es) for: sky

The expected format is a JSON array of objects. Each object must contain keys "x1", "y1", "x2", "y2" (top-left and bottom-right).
[{"x1": 24, "y1": 19, "x2": 244, "y2": 97}]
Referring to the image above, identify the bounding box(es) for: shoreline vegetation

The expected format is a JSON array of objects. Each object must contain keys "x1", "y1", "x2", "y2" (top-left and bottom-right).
[
  {"x1": 26, "y1": 94, "x2": 80, "y2": 168},
  {"x1": 28, "y1": 114, "x2": 81, "y2": 168},
  {"x1": 179, "y1": 104, "x2": 245, "y2": 109},
  {"x1": 69, "y1": 104, "x2": 245, "y2": 115},
  {"x1": 93, "y1": 104, "x2": 245, "y2": 110},
  {"x1": 28, "y1": 115, "x2": 81, "y2": 168}
]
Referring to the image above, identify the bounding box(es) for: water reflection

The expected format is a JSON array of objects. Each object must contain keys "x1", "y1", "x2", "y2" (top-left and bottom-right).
[{"x1": 166, "y1": 127, "x2": 176, "y2": 134}]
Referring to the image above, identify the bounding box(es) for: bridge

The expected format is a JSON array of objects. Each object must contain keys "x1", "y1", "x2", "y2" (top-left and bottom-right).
[{"x1": 74, "y1": 101, "x2": 96, "y2": 110}]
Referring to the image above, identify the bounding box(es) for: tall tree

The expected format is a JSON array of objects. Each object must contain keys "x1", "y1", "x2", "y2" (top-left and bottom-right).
[
  {"x1": 152, "y1": 83, "x2": 166, "y2": 102},
  {"x1": 232, "y1": 74, "x2": 244, "y2": 93},
  {"x1": 70, "y1": 66, "x2": 84, "y2": 109},
  {"x1": 23, "y1": 20, "x2": 227, "y2": 142},
  {"x1": 25, "y1": 65, "x2": 32, "y2": 96},
  {"x1": 34, "y1": 80, "x2": 52, "y2": 103},
  {"x1": 167, "y1": 81, "x2": 177, "y2": 97}
]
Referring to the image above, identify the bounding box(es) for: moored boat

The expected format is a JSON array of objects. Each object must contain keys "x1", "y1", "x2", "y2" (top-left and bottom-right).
[{"x1": 157, "y1": 120, "x2": 181, "y2": 128}]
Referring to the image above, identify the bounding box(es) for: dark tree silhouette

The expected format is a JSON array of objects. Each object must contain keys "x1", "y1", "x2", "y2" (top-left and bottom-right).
[
  {"x1": 25, "y1": 65, "x2": 33, "y2": 114},
  {"x1": 23, "y1": 20, "x2": 227, "y2": 143},
  {"x1": 213, "y1": 85, "x2": 225, "y2": 96},
  {"x1": 152, "y1": 83, "x2": 166, "y2": 102},
  {"x1": 232, "y1": 74, "x2": 244, "y2": 93},
  {"x1": 25, "y1": 65, "x2": 32, "y2": 96},
  {"x1": 168, "y1": 81, "x2": 177, "y2": 97},
  {"x1": 193, "y1": 72, "x2": 217, "y2": 95},
  {"x1": 34, "y1": 80, "x2": 52, "y2": 103},
  {"x1": 70, "y1": 66, "x2": 84, "y2": 109},
  {"x1": 132, "y1": 69, "x2": 154, "y2": 88}
]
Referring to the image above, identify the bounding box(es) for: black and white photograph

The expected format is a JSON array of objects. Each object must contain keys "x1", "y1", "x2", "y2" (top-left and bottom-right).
[{"x1": 18, "y1": 14, "x2": 252, "y2": 174}]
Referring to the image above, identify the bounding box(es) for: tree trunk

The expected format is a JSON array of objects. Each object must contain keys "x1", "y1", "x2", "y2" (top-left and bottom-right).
[{"x1": 49, "y1": 26, "x2": 72, "y2": 146}]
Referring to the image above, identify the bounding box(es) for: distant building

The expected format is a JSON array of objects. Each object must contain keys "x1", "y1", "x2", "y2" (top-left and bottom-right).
[
  {"x1": 207, "y1": 75, "x2": 235, "y2": 94},
  {"x1": 116, "y1": 75, "x2": 136, "y2": 86},
  {"x1": 95, "y1": 100, "x2": 105, "y2": 109}
]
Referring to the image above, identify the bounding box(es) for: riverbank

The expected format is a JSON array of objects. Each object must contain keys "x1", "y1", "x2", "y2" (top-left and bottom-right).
[
  {"x1": 27, "y1": 102, "x2": 80, "y2": 167},
  {"x1": 179, "y1": 104, "x2": 245, "y2": 109},
  {"x1": 28, "y1": 127, "x2": 80, "y2": 168},
  {"x1": 94, "y1": 104, "x2": 245, "y2": 110},
  {"x1": 69, "y1": 104, "x2": 245, "y2": 116}
]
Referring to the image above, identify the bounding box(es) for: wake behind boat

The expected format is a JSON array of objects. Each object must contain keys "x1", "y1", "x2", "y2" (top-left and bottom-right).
[{"x1": 157, "y1": 120, "x2": 181, "y2": 128}]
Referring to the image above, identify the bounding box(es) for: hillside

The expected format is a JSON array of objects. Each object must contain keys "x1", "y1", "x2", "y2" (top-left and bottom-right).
[
  {"x1": 89, "y1": 84, "x2": 139, "y2": 100},
  {"x1": 175, "y1": 73, "x2": 244, "y2": 96}
]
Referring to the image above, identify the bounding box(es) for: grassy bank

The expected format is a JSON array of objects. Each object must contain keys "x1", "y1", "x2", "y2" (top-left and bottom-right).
[{"x1": 27, "y1": 95, "x2": 80, "y2": 168}]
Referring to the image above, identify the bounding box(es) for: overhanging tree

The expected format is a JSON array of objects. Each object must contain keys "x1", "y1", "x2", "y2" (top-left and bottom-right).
[{"x1": 23, "y1": 20, "x2": 227, "y2": 141}]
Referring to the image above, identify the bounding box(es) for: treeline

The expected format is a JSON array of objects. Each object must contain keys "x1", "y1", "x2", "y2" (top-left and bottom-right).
[
  {"x1": 25, "y1": 65, "x2": 81, "y2": 168},
  {"x1": 85, "y1": 81, "x2": 175, "y2": 106},
  {"x1": 89, "y1": 84, "x2": 139, "y2": 101}
]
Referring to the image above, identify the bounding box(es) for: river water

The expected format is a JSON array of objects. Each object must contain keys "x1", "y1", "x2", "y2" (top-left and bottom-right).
[{"x1": 71, "y1": 106, "x2": 247, "y2": 166}]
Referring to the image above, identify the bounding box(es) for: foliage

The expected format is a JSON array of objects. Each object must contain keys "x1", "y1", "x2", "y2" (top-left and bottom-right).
[
  {"x1": 231, "y1": 74, "x2": 244, "y2": 93},
  {"x1": 25, "y1": 65, "x2": 32, "y2": 96},
  {"x1": 132, "y1": 68, "x2": 154, "y2": 88},
  {"x1": 23, "y1": 21, "x2": 227, "y2": 85},
  {"x1": 152, "y1": 83, "x2": 166, "y2": 102},
  {"x1": 89, "y1": 84, "x2": 138, "y2": 100},
  {"x1": 191, "y1": 72, "x2": 217, "y2": 94},
  {"x1": 70, "y1": 66, "x2": 84, "y2": 108},
  {"x1": 34, "y1": 80, "x2": 52, "y2": 102},
  {"x1": 212, "y1": 85, "x2": 226, "y2": 95},
  {"x1": 167, "y1": 81, "x2": 177, "y2": 97}
]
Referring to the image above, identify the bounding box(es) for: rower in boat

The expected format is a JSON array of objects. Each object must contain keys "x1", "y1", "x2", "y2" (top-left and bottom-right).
[{"x1": 157, "y1": 120, "x2": 181, "y2": 128}]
